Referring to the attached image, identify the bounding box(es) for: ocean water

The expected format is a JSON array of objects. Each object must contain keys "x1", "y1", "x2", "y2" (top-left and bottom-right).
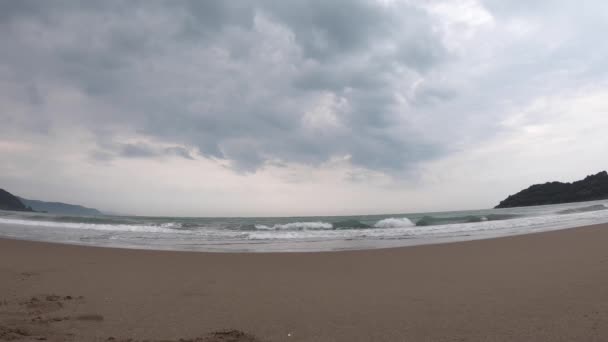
[{"x1": 1, "y1": 200, "x2": 608, "y2": 252}]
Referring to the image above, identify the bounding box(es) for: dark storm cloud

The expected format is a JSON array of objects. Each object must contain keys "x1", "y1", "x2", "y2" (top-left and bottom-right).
[
  {"x1": 261, "y1": 0, "x2": 392, "y2": 61},
  {"x1": 89, "y1": 142, "x2": 194, "y2": 161},
  {"x1": 120, "y1": 143, "x2": 159, "y2": 158},
  {"x1": 120, "y1": 143, "x2": 193, "y2": 160},
  {"x1": 164, "y1": 146, "x2": 194, "y2": 160},
  {"x1": 0, "y1": 0, "x2": 449, "y2": 173}
]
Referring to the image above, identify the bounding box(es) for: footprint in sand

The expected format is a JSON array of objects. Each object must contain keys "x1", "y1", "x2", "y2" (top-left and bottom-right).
[
  {"x1": 2, "y1": 294, "x2": 86, "y2": 341},
  {"x1": 0, "y1": 325, "x2": 32, "y2": 340}
]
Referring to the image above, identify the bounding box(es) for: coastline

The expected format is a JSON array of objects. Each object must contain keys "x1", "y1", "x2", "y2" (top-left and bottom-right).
[
  {"x1": 2, "y1": 223, "x2": 608, "y2": 341},
  {"x1": 3, "y1": 199, "x2": 608, "y2": 253}
]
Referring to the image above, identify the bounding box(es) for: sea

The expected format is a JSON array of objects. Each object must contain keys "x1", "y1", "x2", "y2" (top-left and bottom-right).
[{"x1": 1, "y1": 200, "x2": 608, "y2": 252}]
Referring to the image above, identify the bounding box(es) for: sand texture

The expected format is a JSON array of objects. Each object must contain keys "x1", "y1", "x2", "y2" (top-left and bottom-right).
[{"x1": 2, "y1": 224, "x2": 608, "y2": 341}]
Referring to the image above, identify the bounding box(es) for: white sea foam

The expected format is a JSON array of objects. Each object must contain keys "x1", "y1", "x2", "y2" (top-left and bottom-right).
[
  {"x1": 0, "y1": 218, "x2": 179, "y2": 234},
  {"x1": 247, "y1": 209, "x2": 608, "y2": 241},
  {"x1": 373, "y1": 217, "x2": 415, "y2": 228},
  {"x1": 255, "y1": 222, "x2": 333, "y2": 230},
  {"x1": 2, "y1": 200, "x2": 608, "y2": 252},
  {"x1": 160, "y1": 222, "x2": 183, "y2": 229},
  {"x1": 254, "y1": 224, "x2": 272, "y2": 230}
]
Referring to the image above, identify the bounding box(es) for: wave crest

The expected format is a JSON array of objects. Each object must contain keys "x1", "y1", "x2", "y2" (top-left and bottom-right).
[
  {"x1": 415, "y1": 214, "x2": 520, "y2": 226},
  {"x1": 0, "y1": 217, "x2": 178, "y2": 233},
  {"x1": 373, "y1": 217, "x2": 415, "y2": 228},
  {"x1": 254, "y1": 222, "x2": 333, "y2": 231},
  {"x1": 557, "y1": 204, "x2": 607, "y2": 215}
]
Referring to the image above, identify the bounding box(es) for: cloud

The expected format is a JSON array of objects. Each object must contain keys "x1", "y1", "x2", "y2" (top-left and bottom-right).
[
  {"x1": 0, "y1": 0, "x2": 449, "y2": 173},
  {"x1": 1, "y1": 0, "x2": 608, "y2": 215},
  {"x1": 88, "y1": 142, "x2": 195, "y2": 161}
]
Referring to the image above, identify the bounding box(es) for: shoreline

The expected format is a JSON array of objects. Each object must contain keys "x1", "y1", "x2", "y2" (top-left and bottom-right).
[
  {"x1": 2, "y1": 215, "x2": 608, "y2": 253},
  {"x1": 2, "y1": 223, "x2": 608, "y2": 341}
]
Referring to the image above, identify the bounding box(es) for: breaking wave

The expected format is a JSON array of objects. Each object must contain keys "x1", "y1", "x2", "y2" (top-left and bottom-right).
[
  {"x1": 373, "y1": 218, "x2": 415, "y2": 228},
  {"x1": 0, "y1": 217, "x2": 179, "y2": 233},
  {"x1": 332, "y1": 219, "x2": 371, "y2": 229},
  {"x1": 254, "y1": 222, "x2": 333, "y2": 231},
  {"x1": 557, "y1": 204, "x2": 607, "y2": 215},
  {"x1": 415, "y1": 214, "x2": 520, "y2": 227},
  {"x1": 2, "y1": 200, "x2": 608, "y2": 252},
  {"x1": 253, "y1": 218, "x2": 418, "y2": 230},
  {"x1": 0, "y1": 215, "x2": 526, "y2": 233}
]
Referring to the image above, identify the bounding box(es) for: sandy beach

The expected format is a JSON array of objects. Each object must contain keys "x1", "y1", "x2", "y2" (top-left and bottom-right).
[{"x1": 1, "y1": 224, "x2": 608, "y2": 341}]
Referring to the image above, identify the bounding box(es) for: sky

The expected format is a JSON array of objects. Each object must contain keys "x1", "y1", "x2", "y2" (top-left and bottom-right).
[{"x1": 1, "y1": 0, "x2": 607, "y2": 217}]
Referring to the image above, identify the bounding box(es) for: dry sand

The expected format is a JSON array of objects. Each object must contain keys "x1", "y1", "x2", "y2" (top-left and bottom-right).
[{"x1": 1, "y1": 224, "x2": 608, "y2": 341}]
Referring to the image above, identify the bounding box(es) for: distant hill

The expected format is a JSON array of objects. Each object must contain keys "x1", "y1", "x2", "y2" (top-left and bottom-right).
[
  {"x1": 19, "y1": 198, "x2": 103, "y2": 216},
  {"x1": 0, "y1": 189, "x2": 33, "y2": 212},
  {"x1": 496, "y1": 171, "x2": 608, "y2": 208}
]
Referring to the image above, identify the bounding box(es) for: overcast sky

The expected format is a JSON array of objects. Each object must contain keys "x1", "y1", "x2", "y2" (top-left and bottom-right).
[{"x1": 1, "y1": 0, "x2": 607, "y2": 217}]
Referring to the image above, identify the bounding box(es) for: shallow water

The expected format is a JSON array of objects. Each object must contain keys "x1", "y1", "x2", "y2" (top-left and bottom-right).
[{"x1": 1, "y1": 200, "x2": 608, "y2": 252}]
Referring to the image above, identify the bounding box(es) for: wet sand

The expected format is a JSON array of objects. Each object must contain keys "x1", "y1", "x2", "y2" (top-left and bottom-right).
[{"x1": 1, "y1": 224, "x2": 608, "y2": 341}]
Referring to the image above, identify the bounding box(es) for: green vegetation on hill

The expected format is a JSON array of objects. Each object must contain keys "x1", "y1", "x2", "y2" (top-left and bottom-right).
[
  {"x1": 0, "y1": 189, "x2": 32, "y2": 212},
  {"x1": 19, "y1": 198, "x2": 103, "y2": 216},
  {"x1": 0, "y1": 188, "x2": 103, "y2": 215},
  {"x1": 496, "y1": 171, "x2": 608, "y2": 208}
]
